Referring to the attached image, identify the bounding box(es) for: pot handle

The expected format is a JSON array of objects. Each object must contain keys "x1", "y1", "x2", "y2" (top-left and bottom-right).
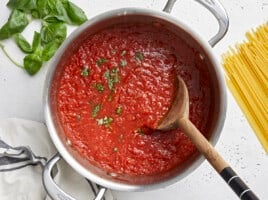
[
  {"x1": 42, "y1": 153, "x2": 107, "y2": 200},
  {"x1": 163, "y1": 0, "x2": 229, "y2": 47}
]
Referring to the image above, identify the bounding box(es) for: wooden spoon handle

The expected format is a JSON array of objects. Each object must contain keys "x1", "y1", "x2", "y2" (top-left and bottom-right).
[{"x1": 178, "y1": 118, "x2": 259, "y2": 200}]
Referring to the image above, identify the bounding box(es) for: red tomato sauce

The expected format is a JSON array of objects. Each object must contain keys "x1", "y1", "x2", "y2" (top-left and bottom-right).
[{"x1": 56, "y1": 24, "x2": 212, "y2": 176}]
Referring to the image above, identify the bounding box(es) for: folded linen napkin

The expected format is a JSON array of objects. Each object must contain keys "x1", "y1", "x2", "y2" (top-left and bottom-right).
[{"x1": 0, "y1": 118, "x2": 114, "y2": 200}]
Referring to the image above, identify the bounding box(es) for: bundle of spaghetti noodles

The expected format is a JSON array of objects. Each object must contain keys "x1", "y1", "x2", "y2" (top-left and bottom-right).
[{"x1": 222, "y1": 23, "x2": 268, "y2": 152}]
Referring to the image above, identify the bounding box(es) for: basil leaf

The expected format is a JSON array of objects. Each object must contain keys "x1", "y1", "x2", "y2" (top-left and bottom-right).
[
  {"x1": 7, "y1": 0, "x2": 36, "y2": 12},
  {"x1": 36, "y1": 0, "x2": 58, "y2": 18},
  {"x1": 116, "y1": 106, "x2": 122, "y2": 115},
  {"x1": 24, "y1": 53, "x2": 43, "y2": 75},
  {"x1": 13, "y1": 33, "x2": 32, "y2": 53},
  {"x1": 97, "y1": 116, "x2": 113, "y2": 127},
  {"x1": 43, "y1": 15, "x2": 64, "y2": 23},
  {"x1": 37, "y1": 0, "x2": 71, "y2": 23},
  {"x1": 81, "y1": 67, "x2": 90, "y2": 77},
  {"x1": 135, "y1": 51, "x2": 144, "y2": 61},
  {"x1": 62, "y1": 1, "x2": 87, "y2": 25},
  {"x1": 96, "y1": 57, "x2": 108, "y2": 66},
  {"x1": 92, "y1": 104, "x2": 101, "y2": 118},
  {"x1": 119, "y1": 59, "x2": 127, "y2": 67},
  {"x1": 0, "y1": 9, "x2": 29, "y2": 40},
  {"x1": 55, "y1": 0, "x2": 72, "y2": 23},
  {"x1": 30, "y1": 9, "x2": 39, "y2": 18},
  {"x1": 41, "y1": 41, "x2": 60, "y2": 61},
  {"x1": 95, "y1": 83, "x2": 104, "y2": 92},
  {"x1": 32, "y1": 31, "x2": 41, "y2": 52},
  {"x1": 40, "y1": 22, "x2": 66, "y2": 44},
  {"x1": 35, "y1": 0, "x2": 49, "y2": 18}
]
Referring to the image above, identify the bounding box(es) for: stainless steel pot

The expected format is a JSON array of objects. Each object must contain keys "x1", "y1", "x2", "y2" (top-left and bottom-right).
[{"x1": 43, "y1": 0, "x2": 229, "y2": 199}]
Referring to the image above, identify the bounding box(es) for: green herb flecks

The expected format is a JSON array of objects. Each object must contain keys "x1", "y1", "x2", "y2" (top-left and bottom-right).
[
  {"x1": 135, "y1": 51, "x2": 144, "y2": 61},
  {"x1": 0, "y1": 0, "x2": 88, "y2": 75},
  {"x1": 121, "y1": 50, "x2": 126, "y2": 56},
  {"x1": 111, "y1": 68, "x2": 119, "y2": 82},
  {"x1": 92, "y1": 104, "x2": 101, "y2": 118},
  {"x1": 116, "y1": 106, "x2": 122, "y2": 115},
  {"x1": 96, "y1": 57, "x2": 108, "y2": 66},
  {"x1": 81, "y1": 67, "x2": 90, "y2": 77},
  {"x1": 95, "y1": 83, "x2": 104, "y2": 92},
  {"x1": 119, "y1": 59, "x2": 127, "y2": 67},
  {"x1": 104, "y1": 68, "x2": 120, "y2": 91},
  {"x1": 97, "y1": 116, "x2": 113, "y2": 127}
]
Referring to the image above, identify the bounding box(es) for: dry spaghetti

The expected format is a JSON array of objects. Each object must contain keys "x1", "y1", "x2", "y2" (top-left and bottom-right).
[{"x1": 222, "y1": 23, "x2": 268, "y2": 152}]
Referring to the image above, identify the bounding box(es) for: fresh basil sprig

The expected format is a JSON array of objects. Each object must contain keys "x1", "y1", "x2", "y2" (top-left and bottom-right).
[
  {"x1": 23, "y1": 22, "x2": 67, "y2": 74},
  {"x1": 0, "y1": 0, "x2": 87, "y2": 75}
]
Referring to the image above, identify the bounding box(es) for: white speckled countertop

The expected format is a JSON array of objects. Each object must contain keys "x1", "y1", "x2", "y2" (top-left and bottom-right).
[{"x1": 0, "y1": 0, "x2": 267, "y2": 199}]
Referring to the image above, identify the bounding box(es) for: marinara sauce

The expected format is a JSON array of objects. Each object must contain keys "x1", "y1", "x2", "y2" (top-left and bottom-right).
[{"x1": 57, "y1": 24, "x2": 212, "y2": 176}]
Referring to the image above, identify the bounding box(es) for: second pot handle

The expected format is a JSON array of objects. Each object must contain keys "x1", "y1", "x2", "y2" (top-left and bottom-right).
[
  {"x1": 163, "y1": 0, "x2": 229, "y2": 47},
  {"x1": 42, "y1": 153, "x2": 107, "y2": 200}
]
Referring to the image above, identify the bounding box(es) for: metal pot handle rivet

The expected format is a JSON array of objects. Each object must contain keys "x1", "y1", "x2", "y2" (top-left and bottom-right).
[
  {"x1": 43, "y1": 153, "x2": 107, "y2": 200},
  {"x1": 163, "y1": 0, "x2": 229, "y2": 47}
]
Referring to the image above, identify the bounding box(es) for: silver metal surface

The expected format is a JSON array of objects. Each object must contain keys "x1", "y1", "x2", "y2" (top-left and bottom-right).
[
  {"x1": 163, "y1": 0, "x2": 229, "y2": 47},
  {"x1": 43, "y1": 153, "x2": 106, "y2": 200},
  {"x1": 163, "y1": 0, "x2": 177, "y2": 13},
  {"x1": 194, "y1": 0, "x2": 229, "y2": 47},
  {"x1": 43, "y1": 0, "x2": 228, "y2": 193}
]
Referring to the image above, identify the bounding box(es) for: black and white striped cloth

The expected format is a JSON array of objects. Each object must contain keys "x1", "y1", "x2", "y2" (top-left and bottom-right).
[
  {"x1": 0, "y1": 118, "x2": 113, "y2": 200},
  {"x1": 0, "y1": 139, "x2": 47, "y2": 172}
]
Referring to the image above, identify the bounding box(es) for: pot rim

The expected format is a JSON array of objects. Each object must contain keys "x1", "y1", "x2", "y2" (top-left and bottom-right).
[{"x1": 44, "y1": 7, "x2": 227, "y2": 191}]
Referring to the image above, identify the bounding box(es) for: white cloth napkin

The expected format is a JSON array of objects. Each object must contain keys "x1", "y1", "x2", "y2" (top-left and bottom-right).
[{"x1": 0, "y1": 118, "x2": 114, "y2": 200}]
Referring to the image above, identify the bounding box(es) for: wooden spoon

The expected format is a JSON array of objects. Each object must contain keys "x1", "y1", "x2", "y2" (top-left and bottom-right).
[{"x1": 157, "y1": 76, "x2": 259, "y2": 200}]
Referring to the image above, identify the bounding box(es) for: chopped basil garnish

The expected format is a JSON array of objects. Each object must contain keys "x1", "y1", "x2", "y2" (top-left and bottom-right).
[
  {"x1": 121, "y1": 50, "x2": 126, "y2": 56},
  {"x1": 119, "y1": 59, "x2": 127, "y2": 67},
  {"x1": 135, "y1": 51, "x2": 144, "y2": 61},
  {"x1": 97, "y1": 116, "x2": 113, "y2": 127},
  {"x1": 104, "y1": 70, "x2": 110, "y2": 79},
  {"x1": 92, "y1": 104, "x2": 101, "y2": 118},
  {"x1": 111, "y1": 68, "x2": 119, "y2": 82},
  {"x1": 81, "y1": 67, "x2": 89, "y2": 76},
  {"x1": 116, "y1": 106, "x2": 122, "y2": 115},
  {"x1": 96, "y1": 57, "x2": 108, "y2": 66},
  {"x1": 104, "y1": 68, "x2": 120, "y2": 91},
  {"x1": 95, "y1": 83, "x2": 104, "y2": 92}
]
